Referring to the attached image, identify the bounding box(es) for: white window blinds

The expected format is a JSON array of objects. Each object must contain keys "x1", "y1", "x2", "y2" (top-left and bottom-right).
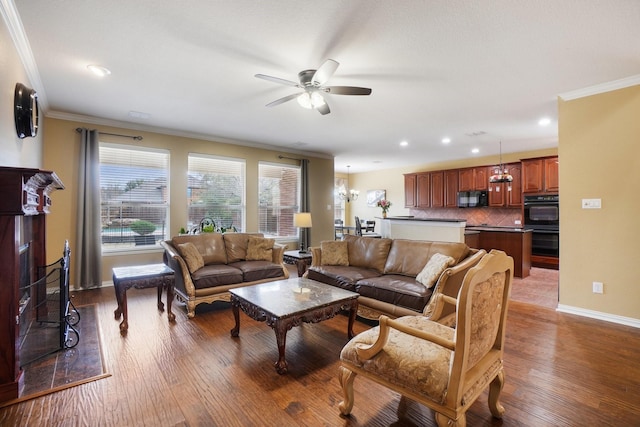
[{"x1": 258, "y1": 162, "x2": 300, "y2": 238}]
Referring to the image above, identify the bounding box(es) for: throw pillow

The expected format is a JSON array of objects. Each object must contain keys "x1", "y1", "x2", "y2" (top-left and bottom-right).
[
  {"x1": 321, "y1": 240, "x2": 349, "y2": 266},
  {"x1": 415, "y1": 253, "x2": 456, "y2": 289},
  {"x1": 177, "y1": 242, "x2": 205, "y2": 273},
  {"x1": 246, "y1": 237, "x2": 275, "y2": 261}
]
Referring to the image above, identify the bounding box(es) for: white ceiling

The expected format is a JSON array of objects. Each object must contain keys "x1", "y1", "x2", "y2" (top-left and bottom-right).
[{"x1": 8, "y1": 0, "x2": 640, "y2": 172}]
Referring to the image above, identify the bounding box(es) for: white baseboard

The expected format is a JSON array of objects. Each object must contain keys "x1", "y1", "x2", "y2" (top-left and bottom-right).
[{"x1": 556, "y1": 304, "x2": 640, "y2": 329}]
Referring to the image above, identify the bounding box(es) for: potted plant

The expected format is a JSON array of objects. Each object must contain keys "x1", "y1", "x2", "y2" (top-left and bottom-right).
[{"x1": 130, "y1": 220, "x2": 156, "y2": 245}]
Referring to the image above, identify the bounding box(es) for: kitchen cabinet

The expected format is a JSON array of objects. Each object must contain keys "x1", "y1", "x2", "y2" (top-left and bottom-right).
[
  {"x1": 522, "y1": 156, "x2": 558, "y2": 193},
  {"x1": 404, "y1": 174, "x2": 416, "y2": 207},
  {"x1": 444, "y1": 169, "x2": 459, "y2": 208},
  {"x1": 430, "y1": 171, "x2": 444, "y2": 208},
  {"x1": 488, "y1": 163, "x2": 522, "y2": 207},
  {"x1": 467, "y1": 227, "x2": 532, "y2": 278},
  {"x1": 459, "y1": 166, "x2": 489, "y2": 191},
  {"x1": 416, "y1": 173, "x2": 431, "y2": 207}
]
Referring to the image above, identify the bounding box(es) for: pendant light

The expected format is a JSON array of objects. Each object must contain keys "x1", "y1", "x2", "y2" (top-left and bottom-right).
[
  {"x1": 489, "y1": 141, "x2": 513, "y2": 192},
  {"x1": 337, "y1": 165, "x2": 359, "y2": 202}
]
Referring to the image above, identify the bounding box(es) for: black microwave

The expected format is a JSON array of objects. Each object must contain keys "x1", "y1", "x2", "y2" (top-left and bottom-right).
[{"x1": 457, "y1": 191, "x2": 488, "y2": 208}]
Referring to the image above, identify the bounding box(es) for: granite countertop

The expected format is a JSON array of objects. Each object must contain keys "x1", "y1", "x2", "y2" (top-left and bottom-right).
[
  {"x1": 378, "y1": 216, "x2": 466, "y2": 223},
  {"x1": 466, "y1": 225, "x2": 533, "y2": 233}
]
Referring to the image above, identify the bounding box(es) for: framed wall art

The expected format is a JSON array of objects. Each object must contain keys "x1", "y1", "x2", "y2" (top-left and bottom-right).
[{"x1": 367, "y1": 189, "x2": 386, "y2": 207}]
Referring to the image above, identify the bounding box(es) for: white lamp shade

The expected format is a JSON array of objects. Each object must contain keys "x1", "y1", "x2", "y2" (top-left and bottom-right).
[{"x1": 293, "y1": 212, "x2": 313, "y2": 228}]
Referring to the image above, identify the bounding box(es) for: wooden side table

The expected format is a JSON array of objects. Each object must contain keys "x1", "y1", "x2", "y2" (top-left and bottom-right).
[
  {"x1": 283, "y1": 250, "x2": 313, "y2": 276},
  {"x1": 113, "y1": 263, "x2": 175, "y2": 334}
]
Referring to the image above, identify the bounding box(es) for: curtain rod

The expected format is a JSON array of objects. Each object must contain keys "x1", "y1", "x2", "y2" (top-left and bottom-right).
[
  {"x1": 278, "y1": 155, "x2": 308, "y2": 161},
  {"x1": 75, "y1": 127, "x2": 143, "y2": 141}
]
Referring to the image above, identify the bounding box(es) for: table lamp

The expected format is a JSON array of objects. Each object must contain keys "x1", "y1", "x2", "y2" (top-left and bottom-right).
[{"x1": 293, "y1": 212, "x2": 312, "y2": 253}]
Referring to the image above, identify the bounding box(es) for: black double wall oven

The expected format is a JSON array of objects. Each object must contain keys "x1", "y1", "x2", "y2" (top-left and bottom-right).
[{"x1": 524, "y1": 194, "x2": 559, "y2": 263}]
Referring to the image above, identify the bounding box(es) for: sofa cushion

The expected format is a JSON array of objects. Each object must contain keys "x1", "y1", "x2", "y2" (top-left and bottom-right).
[
  {"x1": 344, "y1": 234, "x2": 392, "y2": 273},
  {"x1": 224, "y1": 233, "x2": 264, "y2": 263},
  {"x1": 229, "y1": 261, "x2": 284, "y2": 282},
  {"x1": 415, "y1": 253, "x2": 456, "y2": 289},
  {"x1": 384, "y1": 239, "x2": 469, "y2": 277},
  {"x1": 172, "y1": 233, "x2": 227, "y2": 265},
  {"x1": 190, "y1": 264, "x2": 244, "y2": 289},
  {"x1": 246, "y1": 237, "x2": 275, "y2": 261},
  {"x1": 320, "y1": 240, "x2": 349, "y2": 266},
  {"x1": 307, "y1": 265, "x2": 381, "y2": 292},
  {"x1": 356, "y1": 275, "x2": 434, "y2": 311},
  {"x1": 176, "y1": 242, "x2": 205, "y2": 273}
]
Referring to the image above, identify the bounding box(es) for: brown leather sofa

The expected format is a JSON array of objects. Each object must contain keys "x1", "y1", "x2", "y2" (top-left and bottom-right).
[
  {"x1": 161, "y1": 232, "x2": 288, "y2": 318},
  {"x1": 306, "y1": 234, "x2": 485, "y2": 322}
]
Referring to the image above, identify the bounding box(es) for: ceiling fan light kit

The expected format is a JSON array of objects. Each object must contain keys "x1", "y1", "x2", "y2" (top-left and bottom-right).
[{"x1": 255, "y1": 59, "x2": 372, "y2": 115}]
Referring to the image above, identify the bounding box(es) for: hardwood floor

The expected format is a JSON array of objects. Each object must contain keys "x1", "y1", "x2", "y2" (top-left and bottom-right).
[{"x1": 1, "y1": 266, "x2": 639, "y2": 426}]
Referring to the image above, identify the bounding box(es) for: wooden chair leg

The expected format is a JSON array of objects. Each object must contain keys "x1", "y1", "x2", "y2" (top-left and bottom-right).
[
  {"x1": 436, "y1": 412, "x2": 466, "y2": 427},
  {"x1": 488, "y1": 369, "x2": 505, "y2": 418},
  {"x1": 338, "y1": 366, "x2": 357, "y2": 416}
]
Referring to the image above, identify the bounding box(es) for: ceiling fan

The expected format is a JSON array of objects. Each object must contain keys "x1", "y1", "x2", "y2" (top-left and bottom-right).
[{"x1": 255, "y1": 59, "x2": 372, "y2": 115}]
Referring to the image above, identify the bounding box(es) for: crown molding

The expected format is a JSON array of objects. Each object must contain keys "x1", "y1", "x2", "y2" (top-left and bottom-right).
[
  {"x1": 0, "y1": 0, "x2": 48, "y2": 110},
  {"x1": 559, "y1": 74, "x2": 640, "y2": 101},
  {"x1": 46, "y1": 110, "x2": 333, "y2": 160}
]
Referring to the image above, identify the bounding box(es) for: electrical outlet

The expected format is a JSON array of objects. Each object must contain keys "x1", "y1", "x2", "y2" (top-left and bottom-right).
[
  {"x1": 514, "y1": 220, "x2": 521, "y2": 225},
  {"x1": 592, "y1": 281, "x2": 604, "y2": 294}
]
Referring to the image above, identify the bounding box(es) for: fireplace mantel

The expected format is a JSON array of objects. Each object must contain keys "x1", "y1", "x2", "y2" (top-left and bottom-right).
[{"x1": 0, "y1": 166, "x2": 64, "y2": 403}]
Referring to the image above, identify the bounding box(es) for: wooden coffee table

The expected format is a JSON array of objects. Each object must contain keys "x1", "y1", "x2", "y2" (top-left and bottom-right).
[{"x1": 229, "y1": 277, "x2": 359, "y2": 374}]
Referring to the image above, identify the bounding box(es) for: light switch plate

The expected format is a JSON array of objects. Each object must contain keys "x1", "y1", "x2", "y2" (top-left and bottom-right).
[{"x1": 582, "y1": 198, "x2": 601, "y2": 209}]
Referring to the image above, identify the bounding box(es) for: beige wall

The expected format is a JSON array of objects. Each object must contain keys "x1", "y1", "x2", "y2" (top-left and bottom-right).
[
  {"x1": 42, "y1": 117, "x2": 334, "y2": 286},
  {"x1": 558, "y1": 85, "x2": 640, "y2": 321},
  {"x1": 0, "y1": 21, "x2": 43, "y2": 167}
]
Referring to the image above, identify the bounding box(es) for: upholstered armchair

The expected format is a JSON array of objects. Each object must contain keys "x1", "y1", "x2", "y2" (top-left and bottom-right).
[{"x1": 338, "y1": 249, "x2": 514, "y2": 427}]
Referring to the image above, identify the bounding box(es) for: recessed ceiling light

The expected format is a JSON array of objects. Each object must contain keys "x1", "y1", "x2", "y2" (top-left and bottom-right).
[
  {"x1": 538, "y1": 117, "x2": 551, "y2": 126},
  {"x1": 400, "y1": 141, "x2": 409, "y2": 147},
  {"x1": 471, "y1": 148, "x2": 480, "y2": 154},
  {"x1": 87, "y1": 64, "x2": 111, "y2": 77},
  {"x1": 128, "y1": 111, "x2": 151, "y2": 119},
  {"x1": 442, "y1": 137, "x2": 451, "y2": 144}
]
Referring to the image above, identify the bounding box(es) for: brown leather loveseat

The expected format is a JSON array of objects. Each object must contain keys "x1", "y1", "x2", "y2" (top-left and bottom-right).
[
  {"x1": 161, "y1": 232, "x2": 288, "y2": 317},
  {"x1": 306, "y1": 234, "x2": 485, "y2": 322}
]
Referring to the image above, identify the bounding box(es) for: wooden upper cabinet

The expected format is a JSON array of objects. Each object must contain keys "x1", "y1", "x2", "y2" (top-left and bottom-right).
[
  {"x1": 522, "y1": 159, "x2": 544, "y2": 193},
  {"x1": 507, "y1": 163, "x2": 523, "y2": 207},
  {"x1": 522, "y1": 157, "x2": 558, "y2": 194},
  {"x1": 430, "y1": 171, "x2": 444, "y2": 208},
  {"x1": 544, "y1": 157, "x2": 559, "y2": 192},
  {"x1": 460, "y1": 167, "x2": 488, "y2": 191},
  {"x1": 474, "y1": 167, "x2": 489, "y2": 191},
  {"x1": 444, "y1": 169, "x2": 459, "y2": 208},
  {"x1": 404, "y1": 174, "x2": 417, "y2": 207},
  {"x1": 416, "y1": 173, "x2": 431, "y2": 207},
  {"x1": 458, "y1": 168, "x2": 474, "y2": 191}
]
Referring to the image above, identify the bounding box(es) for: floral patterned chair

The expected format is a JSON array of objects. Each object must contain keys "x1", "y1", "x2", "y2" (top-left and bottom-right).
[{"x1": 338, "y1": 249, "x2": 514, "y2": 427}]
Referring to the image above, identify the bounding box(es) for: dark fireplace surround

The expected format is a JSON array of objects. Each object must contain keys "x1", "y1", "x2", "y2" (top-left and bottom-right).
[{"x1": 0, "y1": 166, "x2": 64, "y2": 403}]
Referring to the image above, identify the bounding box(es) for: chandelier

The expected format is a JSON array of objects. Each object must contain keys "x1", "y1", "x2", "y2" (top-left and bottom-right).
[
  {"x1": 337, "y1": 165, "x2": 359, "y2": 202},
  {"x1": 489, "y1": 141, "x2": 513, "y2": 191}
]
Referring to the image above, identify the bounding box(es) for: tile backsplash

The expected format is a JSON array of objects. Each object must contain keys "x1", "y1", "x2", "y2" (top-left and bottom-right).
[{"x1": 409, "y1": 207, "x2": 522, "y2": 227}]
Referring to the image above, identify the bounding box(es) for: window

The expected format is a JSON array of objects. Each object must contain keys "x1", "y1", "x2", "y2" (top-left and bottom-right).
[
  {"x1": 258, "y1": 163, "x2": 300, "y2": 238},
  {"x1": 100, "y1": 144, "x2": 169, "y2": 250},
  {"x1": 187, "y1": 154, "x2": 245, "y2": 232},
  {"x1": 334, "y1": 176, "x2": 346, "y2": 222}
]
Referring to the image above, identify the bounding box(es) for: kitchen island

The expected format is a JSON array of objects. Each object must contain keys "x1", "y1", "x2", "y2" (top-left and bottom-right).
[
  {"x1": 379, "y1": 216, "x2": 466, "y2": 243},
  {"x1": 466, "y1": 226, "x2": 533, "y2": 278}
]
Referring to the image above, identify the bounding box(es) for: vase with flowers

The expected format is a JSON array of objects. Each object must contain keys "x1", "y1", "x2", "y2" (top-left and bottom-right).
[{"x1": 376, "y1": 199, "x2": 392, "y2": 218}]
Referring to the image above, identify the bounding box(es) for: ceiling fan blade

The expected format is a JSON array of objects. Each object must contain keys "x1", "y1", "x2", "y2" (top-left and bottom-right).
[
  {"x1": 255, "y1": 74, "x2": 300, "y2": 88},
  {"x1": 326, "y1": 86, "x2": 372, "y2": 95},
  {"x1": 317, "y1": 102, "x2": 331, "y2": 115},
  {"x1": 312, "y1": 59, "x2": 339, "y2": 85},
  {"x1": 265, "y1": 92, "x2": 302, "y2": 107}
]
